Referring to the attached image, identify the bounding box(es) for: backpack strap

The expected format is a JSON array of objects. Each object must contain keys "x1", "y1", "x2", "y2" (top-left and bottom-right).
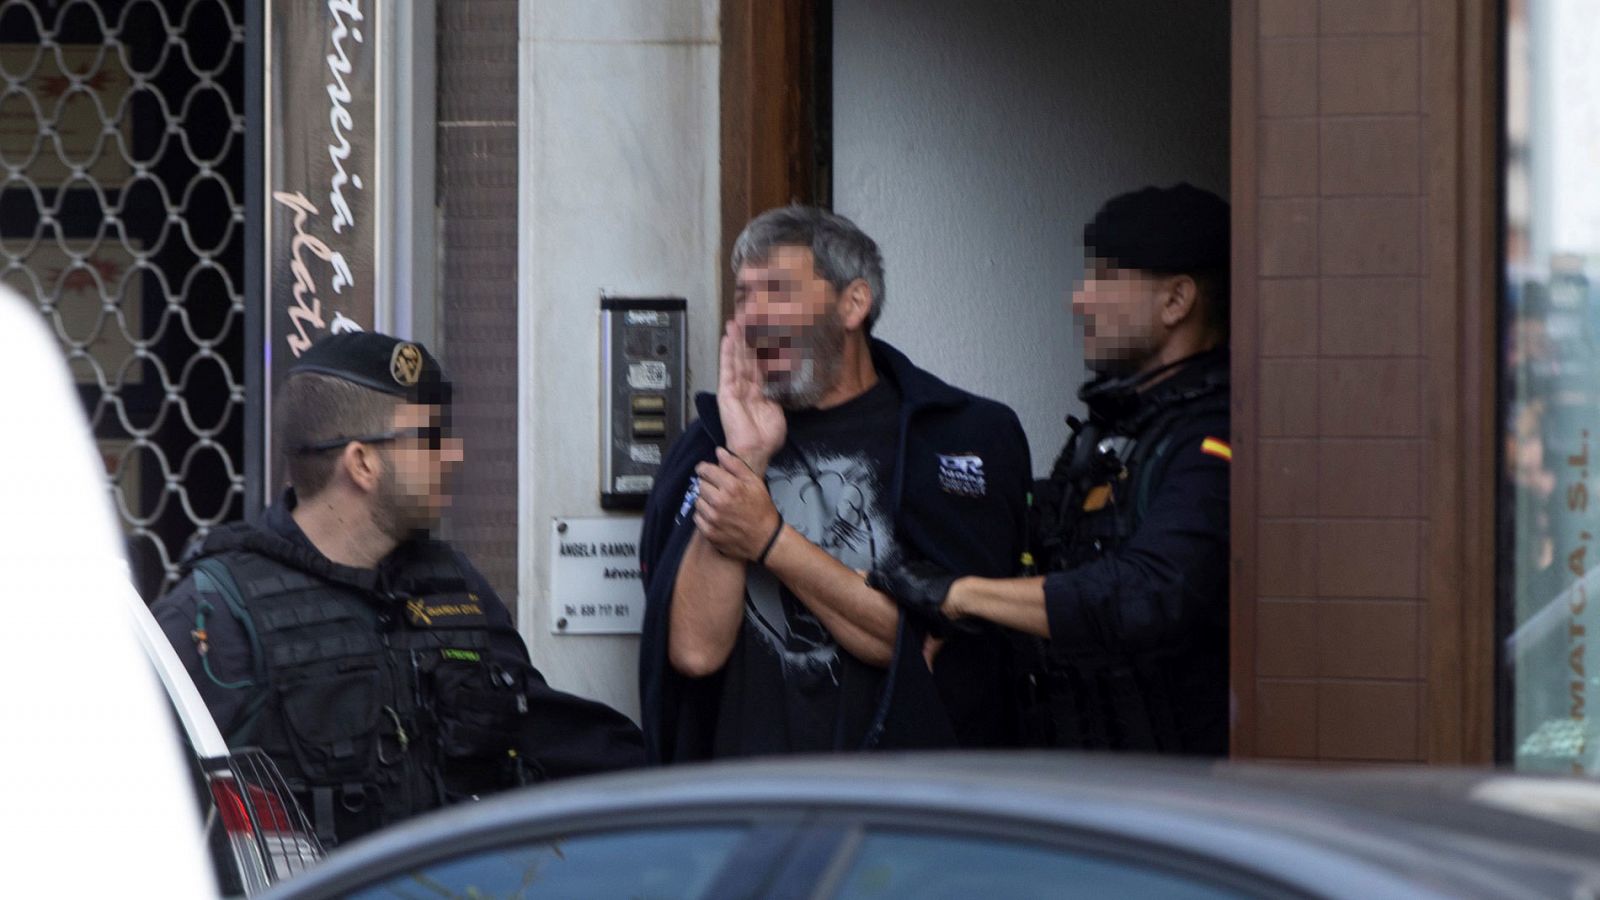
[
  {"x1": 192, "y1": 557, "x2": 271, "y2": 745},
  {"x1": 1123, "y1": 390, "x2": 1231, "y2": 531}
]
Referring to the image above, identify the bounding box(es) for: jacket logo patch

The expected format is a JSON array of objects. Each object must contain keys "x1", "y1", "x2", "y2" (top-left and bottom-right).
[
  {"x1": 676, "y1": 476, "x2": 701, "y2": 523},
  {"x1": 937, "y1": 453, "x2": 987, "y2": 497}
]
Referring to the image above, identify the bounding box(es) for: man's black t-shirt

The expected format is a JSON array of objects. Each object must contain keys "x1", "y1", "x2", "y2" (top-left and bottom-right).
[{"x1": 712, "y1": 378, "x2": 903, "y2": 756}]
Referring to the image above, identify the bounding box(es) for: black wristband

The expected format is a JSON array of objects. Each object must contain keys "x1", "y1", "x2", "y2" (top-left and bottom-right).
[{"x1": 755, "y1": 512, "x2": 785, "y2": 566}]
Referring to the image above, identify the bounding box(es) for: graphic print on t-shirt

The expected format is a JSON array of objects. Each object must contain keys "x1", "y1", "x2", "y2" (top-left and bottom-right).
[{"x1": 745, "y1": 450, "x2": 897, "y2": 690}]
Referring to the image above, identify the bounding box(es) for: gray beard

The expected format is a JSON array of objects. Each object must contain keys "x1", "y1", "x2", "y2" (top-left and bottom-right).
[
  {"x1": 763, "y1": 356, "x2": 830, "y2": 408},
  {"x1": 760, "y1": 316, "x2": 846, "y2": 410}
]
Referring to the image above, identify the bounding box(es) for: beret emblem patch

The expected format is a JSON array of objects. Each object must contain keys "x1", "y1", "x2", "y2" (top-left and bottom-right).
[{"x1": 390, "y1": 342, "x2": 423, "y2": 387}]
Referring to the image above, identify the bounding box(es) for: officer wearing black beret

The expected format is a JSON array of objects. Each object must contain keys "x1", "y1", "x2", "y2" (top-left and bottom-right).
[
  {"x1": 871, "y1": 184, "x2": 1232, "y2": 754},
  {"x1": 153, "y1": 332, "x2": 643, "y2": 847}
]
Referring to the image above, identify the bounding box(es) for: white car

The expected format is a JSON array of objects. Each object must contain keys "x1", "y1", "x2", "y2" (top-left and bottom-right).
[
  {"x1": 0, "y1": 285, "x2": 320, "y2": 895},
  {"x1": 132, "y1": 565, "x2": 324, "y2": 894}
]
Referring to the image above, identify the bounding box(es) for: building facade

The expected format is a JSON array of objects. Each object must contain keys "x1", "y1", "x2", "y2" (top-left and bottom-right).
[{"x1": 7, "y1": 0, "x2": 1587, "y2": 771}]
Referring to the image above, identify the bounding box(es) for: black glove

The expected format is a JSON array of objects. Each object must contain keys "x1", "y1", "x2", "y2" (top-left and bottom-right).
[{"x1": 867, "y1": 558, "x2": 978, "y2": 637}]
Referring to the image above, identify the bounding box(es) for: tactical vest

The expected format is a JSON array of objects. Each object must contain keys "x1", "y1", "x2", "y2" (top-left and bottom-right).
[
  {"x1": 187, "y1": 525, "x2": 534, "y2": 846},
  {"x1": 1037, "y1": 362, "x2": 1230, "y2": 569},
  {"x1": 1027, "y1": 356, "x2": 1231, "y2": 753}
]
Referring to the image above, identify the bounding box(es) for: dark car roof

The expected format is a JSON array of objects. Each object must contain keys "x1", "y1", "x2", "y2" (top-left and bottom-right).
[{"x1": 268, "y1": 753, "x2": 1600, "y2": 900}]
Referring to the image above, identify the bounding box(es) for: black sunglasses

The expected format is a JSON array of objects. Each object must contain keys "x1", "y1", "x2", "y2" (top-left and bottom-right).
[{"x1": 293, "y1": 425, "x2": 450, "y2": 455}]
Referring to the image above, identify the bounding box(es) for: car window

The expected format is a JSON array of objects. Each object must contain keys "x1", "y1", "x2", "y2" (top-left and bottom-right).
[
  {"x1": 345, "y1": 826, "x2": 748, "y2": 900},
  {"x1": 828, "y1": 830, "x2": 1250, "y2": 900}
]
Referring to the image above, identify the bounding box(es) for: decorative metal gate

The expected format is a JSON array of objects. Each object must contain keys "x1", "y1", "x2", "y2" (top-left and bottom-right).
[{"x1": 0, "y1": 0, "x2": 249, "y2": 598}]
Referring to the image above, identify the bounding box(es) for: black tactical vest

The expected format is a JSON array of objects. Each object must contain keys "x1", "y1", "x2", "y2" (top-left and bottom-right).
[
  {"x1": 1027, "y1": 352, "x2": 1231, "y2": 753},
  {"x1": 187, "y1": 525, "x2": 534, "y2": 846},
  {"x1": 1037, "y1": 355, "x2": 1230, "y2": 569}
]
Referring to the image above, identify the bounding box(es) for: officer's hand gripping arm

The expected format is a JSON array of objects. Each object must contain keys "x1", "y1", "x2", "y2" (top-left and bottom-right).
[{"x1": 867, "y1": 559, "x2": 980, "y2": 638}]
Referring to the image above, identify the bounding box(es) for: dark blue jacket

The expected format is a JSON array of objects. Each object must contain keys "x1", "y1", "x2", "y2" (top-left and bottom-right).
[{"x1": 638, "y1": 339, "x2": 1032, "y2": 763}]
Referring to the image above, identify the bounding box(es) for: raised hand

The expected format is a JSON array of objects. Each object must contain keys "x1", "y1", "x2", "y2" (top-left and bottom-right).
[{"x1": 717, "y1": 319, "x2": 786, "y2": 472}]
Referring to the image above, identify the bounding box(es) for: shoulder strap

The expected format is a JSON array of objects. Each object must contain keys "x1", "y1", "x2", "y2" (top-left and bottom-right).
[
  {"x1": 192, "y1": 557, "x2": 271, "y2": 745},
  {"x1": 1125, "y1": 391, "x2": 1231, "y2": 529}
]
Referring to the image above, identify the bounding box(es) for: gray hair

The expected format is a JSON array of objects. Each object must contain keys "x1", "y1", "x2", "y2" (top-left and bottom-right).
[{"x1": 731, "y1": 205, "x2": 886, "y2": 331}]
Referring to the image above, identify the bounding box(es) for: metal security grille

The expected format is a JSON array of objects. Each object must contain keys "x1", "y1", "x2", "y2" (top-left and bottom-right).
[{"x1": 0, "y1": 0, "x2": 248, "y2": 598}]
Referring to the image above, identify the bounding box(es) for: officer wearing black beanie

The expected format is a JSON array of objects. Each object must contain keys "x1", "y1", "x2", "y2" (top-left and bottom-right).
[
  {"x1": 154, "y1": 332, "x2": 643, "y2": 849},
  {"x1": 870, "y1": 183, "x2": 1232, "y2": 754}
]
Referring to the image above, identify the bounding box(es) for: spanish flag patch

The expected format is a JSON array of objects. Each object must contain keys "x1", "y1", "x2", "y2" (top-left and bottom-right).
[{"x1": 1200, "y1": 437, "x2": 1232, "y2": 461}]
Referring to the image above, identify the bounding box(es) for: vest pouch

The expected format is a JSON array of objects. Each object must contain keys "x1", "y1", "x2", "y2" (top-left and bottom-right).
[
  {"x1": 430, "y1": 660, "x2": 525, "y2": 761},
  {"x1": 277, "y1": 665, "x2": 383, "y2": 782}
]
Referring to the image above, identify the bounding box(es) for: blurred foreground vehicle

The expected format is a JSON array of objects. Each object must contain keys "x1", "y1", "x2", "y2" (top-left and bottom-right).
[
  {"x1": 267, "y1": 753, "x2": 1600, "y2": 900},
  {"x1": 132, "y1": 570, "x2": 325, "y2": 893},
  {"x1": 0, "y1": 286, "x2": 320, "y2": 895},
  {"x1": 0, "y1": 285, "x2": 215, "y2": 895}
]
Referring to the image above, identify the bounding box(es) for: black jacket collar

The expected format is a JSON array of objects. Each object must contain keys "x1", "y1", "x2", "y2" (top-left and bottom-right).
[
  {"x1": 1081, "y1": 346, "x2": 1230, "y2": 430},
  {"x1": 203, "y1": 488, "x2": 385, "y2": 593}
]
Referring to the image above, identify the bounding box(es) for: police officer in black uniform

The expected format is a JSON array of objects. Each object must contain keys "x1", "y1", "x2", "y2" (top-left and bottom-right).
[
  {"x1": 154, "y1": 333, "x2": 642, "y2": 846},
  {"x1": 870, "y1": 183, "x2": 1232, "y2": 754}
]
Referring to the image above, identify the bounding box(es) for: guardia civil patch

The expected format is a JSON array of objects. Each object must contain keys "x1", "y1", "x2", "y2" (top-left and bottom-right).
[
  {"x1": 404, "y1": 593, "x2": 486, "y2": 627},
  {"x1": 1200, "y1": 437, "x2": 1232, "y2": 461}
]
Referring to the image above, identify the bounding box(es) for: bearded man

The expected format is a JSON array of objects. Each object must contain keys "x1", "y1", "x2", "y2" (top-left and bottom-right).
[
  {"x1": 153, "y1": 332, "x2": 642, "y2": 846},
  {"x1": 637, "y1": 206, "x2": 1033, "y2": 762}
]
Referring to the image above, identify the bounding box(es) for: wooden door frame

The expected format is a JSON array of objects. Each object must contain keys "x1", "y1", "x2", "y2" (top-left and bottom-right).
[{"x1": 719, "y1": 0, "x2": 827, "y2": 320}]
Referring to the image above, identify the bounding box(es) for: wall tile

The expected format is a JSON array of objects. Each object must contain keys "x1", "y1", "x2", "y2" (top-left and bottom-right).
[
  {"x1": 1259, "y1": 600, "x2": 1320, "y2": 677},
  {"x1": 1261, "y1": 359, "x2": 1320, "y2": 437},
  {"x1": 1320, "y1": 277, "x2": 1420, "y2": 356},
  {"x1": 1261, "y1": 39, "x2": 1319, "y2": 117},
  {"x1": 1321, "y1": 197, "x2": 1421, "y2": 276},
  {"x1": 1262, "y1": 119, "x2": 1320, "y2": 196},
  {"x1": 1320, "y1": 0, "x2": 1420, "y2": 35},
  {"x1": 1261, "y1": 439, "x2": 1319, "y2": 517},
  {"x1": 440, "y1": 0, "x2": 519, "y2": 122},
  {"x1": 1318, "y1": 438, "x2": 1421, "y2": 517},
  {"x1": 1319, "y1": 358, "x2": 1421, "y2": 437},
  {"x1": 1258, "y1": 680, "x2": 1320, "y2": 757},
  {"x1": 1260, "y1": 278, "x2": 1319, "y2": 356},
  {"x1": 1319, "y1": 36, "x2": 1419, "y2": 115},
  {"x1": 1317, "y1": 519, "x2": 1420, "y2": 597},
  {"x1": 1262, "y1": 0, "x2": 1319, "y2": 37},
  {"x1": 1318, "y1": 681, "x2": 1421, "y2": 759},
  {"x1": 1260, "y1": 521, "x2": 1320, "y2": 597},
  {"x1": 438, "y1": 0, "x2": 519, "y2": 610},
  {"x1": 1318, "y1": 600, "x2": 1421, "y2": 678},
  {"x1": 1320, "y1": 117, "x2": 1420, "y2": 196},
  {"x1": 1260, "y1": 199, "x2": 1320, "y2": 276}
]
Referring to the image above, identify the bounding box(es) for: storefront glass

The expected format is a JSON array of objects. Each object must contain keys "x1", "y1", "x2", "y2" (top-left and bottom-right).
[{"x1": 1502, "y1": 0, "x2": 1600, "y2": 775}]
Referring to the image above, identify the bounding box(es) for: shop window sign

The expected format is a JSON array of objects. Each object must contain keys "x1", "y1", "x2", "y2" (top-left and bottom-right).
[{"x1": 1502, "y1": 0, "x2": 1600, "y2": 775}]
